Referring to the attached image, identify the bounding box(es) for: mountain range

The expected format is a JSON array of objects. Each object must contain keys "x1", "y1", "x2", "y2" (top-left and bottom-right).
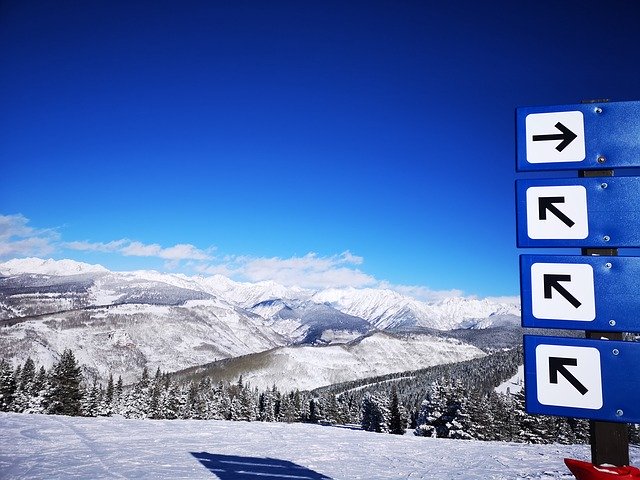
[{"x1": 0, "y1": 257, "x2": 520, "y2": 390}]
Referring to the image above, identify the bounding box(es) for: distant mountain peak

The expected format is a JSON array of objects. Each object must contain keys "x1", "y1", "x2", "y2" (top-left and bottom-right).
[{"x1": 0, "y1": 257, "x2": 109, "y2": 276}]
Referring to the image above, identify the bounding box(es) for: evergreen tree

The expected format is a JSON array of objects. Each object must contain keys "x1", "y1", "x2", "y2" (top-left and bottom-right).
[
  {"x1": 162, "y1": 382, "x2": 182, "y2": 420},
  {"x1": 468, "y1": 392, "x2": 497, "y2": 441},
  {"x1": 182, "y1": 381, "x2": 205, "y2": 419},
  {"x1": 238, "y1": 385, "x2": 257, "y2": 421},
  {"x1": 308, "y1": 397, "x2": 321, "y2": 424},
  {"x1": 122, "y1": 368, "x2": 153, "y2": 418},
  {"x1": 19, "y1": 358, "x2": 36, "y2": 391},
  {"x1": 0, "y1": 359, "x2": 17, "y2": 411},
  {"x1": 28, "y1": 365, "x2": 49, "y2": 414},
  {"x1": 360, "y1": 393, "x2": 388, "y2": 433},
  {"x1": 47, "y1": 349, "x2": 83, "y2": 416},
  {"x1": 389, "y1": 387, "x2": 406, "y2": 435},
  {"x1": 12, "y1": 359, "x2": 37, "y2": 413},
  {"x1": 81, "y1": 380, "x2": 102, "y2": 417},
  {"x1": 323, "y1": 394, "x2": 340, "y2": 425},
  {"x1": 414, "y1": 380, "x2": 445, "y2": 438},
  {"x1": 443, "y1": 381, "x2": 473, "y2": 440},
  {"x1": 97, "y1": 373, "x2": 115, "y2": 416},
  {"x1": 105, "y1": 374, "x2": 114, "y2": 405}
]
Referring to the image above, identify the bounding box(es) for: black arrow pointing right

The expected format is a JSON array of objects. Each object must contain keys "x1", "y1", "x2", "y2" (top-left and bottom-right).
[
  {"x1": 549, "y1": 357, "x2": 588, "y2": 395},
  {"x1": 538, "y1": 196, "x2": 575, "y2": 228},
  {"x1": 532, "y1": 122, "x2": 578, "y2": 152},
  {"x1": 543, "y1": 274, "x2": 582, "y2": 308}
]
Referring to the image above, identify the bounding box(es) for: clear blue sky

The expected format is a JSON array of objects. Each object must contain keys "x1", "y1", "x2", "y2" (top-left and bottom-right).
[{"x1": 1, "y1": 0, "x2": 639, "y2": 298}]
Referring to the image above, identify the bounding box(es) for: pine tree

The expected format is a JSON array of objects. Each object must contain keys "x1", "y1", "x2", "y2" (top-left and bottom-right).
[
  {"x1": 162, "y1": 382, "x2": 182, "y2": 420},
  {"x1": 360, "y1": 393, "x2": 388, "y2": 433},
  {"x1": 182, "y1": 381, "x2": 203, "y2": 419},
  {"x1": 323, "y1": 394, "x2": 340, "y2": 425},
  {"x1": 468, "y1": 392, "x2": 496, "y2": 441},
  {"x1": 19, "y1": 358, "x2": 36, "y2": 391},
  {"x1": 105, "y1": 374, "x2": 114, "y2": 405},
  {"x1": 308, "y1": 397, "x2": 321, "y2": 424},
  {"x1": 148, "y1": 379, "x2": 163, "y2": 419},
  {"x1": 12, "y1": 358, "x2": 37, "y2": 413},
  {"x1": 25, "y1": 365, "x2": 49, "y2": 414},
  {"x1": 122, "y1": 368, "x2": 152, "y2": 418},
  {"x1": 81, "y1": 380, "x2": 102, "y2": 417},
  {"x1": 47, "y1": 349, "x2": 83, "y2": 416},
  {"x1": 0, "y1": 359, "x2": 16, "y2": 411},
  {"x1": 414, "y1": 380, "x2": 445, "y2": 438},
  {"x1": 389, "y1": 387, "x2": 406, "y2": 435},
  {"x1": 238, "y1": 385, "x2": 256, "y2": 421},
  {"x1": 443, "y1": 380, "x2": 473, "y2": 440}
]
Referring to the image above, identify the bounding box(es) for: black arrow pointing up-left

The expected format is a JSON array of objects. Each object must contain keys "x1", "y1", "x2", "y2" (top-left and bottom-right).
[
  {"x1": 532, "y1": 122, "x2": 578, "y2": 152},
  {"x1": 538, "y1": 196, "x2": 575, "y2": 228},
  {"x1": 543, "y1": 274, "x2": 582, "y2": 308},
  {"x1": 549, "y1": 357, "x2": 588, "y2": 395}
]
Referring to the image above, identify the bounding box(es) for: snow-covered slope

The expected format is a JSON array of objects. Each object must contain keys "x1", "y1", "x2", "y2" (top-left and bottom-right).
[
  {"x1": 0, "y1": 298, "x2": 287, "y2": 384},
  {"x1": 0, "y1": 412, "x2": 608, "y2": 480},
  {"x1": 180, "y1": 331, "x2": 487, "y2": 391}
]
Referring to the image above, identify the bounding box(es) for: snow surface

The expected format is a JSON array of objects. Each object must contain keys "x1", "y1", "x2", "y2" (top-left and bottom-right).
[
  {"x1": 495, "y1": 364, "x2": 525, "y2": 395},
  {"x1": 2, "y1": 413, "x2": 635, "y2": 480}
]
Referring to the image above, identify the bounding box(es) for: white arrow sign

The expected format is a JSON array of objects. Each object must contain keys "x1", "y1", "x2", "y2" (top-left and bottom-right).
[
  {"x1": 525, "y1": 111, "x2": 586, "y2": 164},
  {"x1": 531, "y1": 262, "x2": 595, "y2": 321},
  {"x1": 535, "y1": 344, "x2": 602, "y2": 410},
  {"x1": 525, "y1": 185, "x2": 589, "y2": 239}
]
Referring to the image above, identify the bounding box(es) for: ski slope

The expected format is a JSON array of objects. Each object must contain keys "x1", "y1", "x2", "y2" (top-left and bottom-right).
[{"x1": 3, "y1": 413, "x2": 637, "y2": 479}]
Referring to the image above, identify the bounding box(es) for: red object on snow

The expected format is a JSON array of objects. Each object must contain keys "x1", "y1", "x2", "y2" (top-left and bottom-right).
[{"x1": 565, "y1": 458, "x2": 640, "y2": 479}]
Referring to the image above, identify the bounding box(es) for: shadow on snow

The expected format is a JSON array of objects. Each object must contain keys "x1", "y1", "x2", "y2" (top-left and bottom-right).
[{"x1": 191, "y1": 452, "x2": 333, "y2": 479}]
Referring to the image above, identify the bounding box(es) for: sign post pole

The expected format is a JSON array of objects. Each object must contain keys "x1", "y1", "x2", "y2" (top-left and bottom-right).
[
  {"x1": 516, "y1": 100, "x2": 640, "y2": 470},
  {"x1": 580, "y1": 168, "x2": 629, "y2": 467}
]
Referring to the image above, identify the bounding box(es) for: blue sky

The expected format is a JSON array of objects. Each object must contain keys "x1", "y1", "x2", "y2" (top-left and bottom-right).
[{"x1": 1, "y1": 0, "x2": 639, "y2": 298}]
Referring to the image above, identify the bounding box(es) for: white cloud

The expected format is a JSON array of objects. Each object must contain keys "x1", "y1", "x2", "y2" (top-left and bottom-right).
[
  {"x1": 197, "y1": 251, "x2": 376, "y2": 289},
  {"x1": 120, "y1": 241, "x2": 162, "y2": 257},
  {"x1": 157, "y1": 243, "x2": 211, "y2": 261},
  {"x1": 65, "y1": 238, "x2": 212, "y2": 261},
  {"x1": 0, "y1": 214, "x2": 58, "y2": 258},
  {"x1": 64, "y1": 239, "x2": 127, "y2": 252}
]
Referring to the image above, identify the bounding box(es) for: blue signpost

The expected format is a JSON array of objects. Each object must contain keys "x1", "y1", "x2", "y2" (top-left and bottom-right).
[
  {"x1": 516, "y1": 176, "x2": 640, "y2": 248},
  {"x1": 520, "y1": 255, "x2": 640, "y2": 332},
  {"x1": 516, "y1": 101, "x2": 640, "y2": 172},
  {"x1": 524, "y1": 335, "x2": 640, "y2": 424},
  {"x1": 516, "y1": 100, "x2": 640, "y2": 468}
]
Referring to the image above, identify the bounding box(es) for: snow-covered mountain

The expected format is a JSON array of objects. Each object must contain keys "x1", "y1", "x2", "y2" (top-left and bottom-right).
[
  {"x1": 0, "y1": 258, "x2": 520, "y2": 387},
  {"x1": 0, "y1": 257, "x2": 109, "y2": 276},
  {"x1": 312, "y1": 287, "x2": 519, "y2": 330}
]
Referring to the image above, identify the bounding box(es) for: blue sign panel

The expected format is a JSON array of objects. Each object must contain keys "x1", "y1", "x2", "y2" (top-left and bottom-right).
[
  {"x1": 520, "y1": 255, "x2": 640, "y2": 332},
  {"x1": 524, "y1": 335, "x2": 640, "y2": 423},
  {"x1": 516, "y1": 176, "x2": 640, "y2": 248},
  {"x1": 516, "y1": 100, "x2": 640, "y2": 171}
]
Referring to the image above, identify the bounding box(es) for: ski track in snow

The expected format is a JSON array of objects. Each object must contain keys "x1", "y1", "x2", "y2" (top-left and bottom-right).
[{"x1": 3, "y1": 413, "x2": 638, "y2": 480}]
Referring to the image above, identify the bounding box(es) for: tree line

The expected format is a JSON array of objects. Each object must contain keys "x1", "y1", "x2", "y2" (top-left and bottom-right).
[{"x1": 2, "y1": 349, "x2": 638, "y2": 445}]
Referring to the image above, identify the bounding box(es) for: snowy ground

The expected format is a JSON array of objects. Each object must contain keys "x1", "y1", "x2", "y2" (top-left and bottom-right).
[
  {"x1": 495, "y1": 364, "x2": 524, "y2": 395},
  {"x1": 1, "y1": 413, "x2": 638, "y2": 480}
]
